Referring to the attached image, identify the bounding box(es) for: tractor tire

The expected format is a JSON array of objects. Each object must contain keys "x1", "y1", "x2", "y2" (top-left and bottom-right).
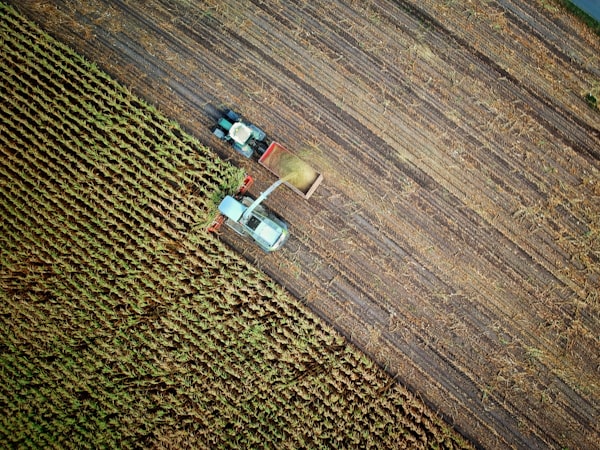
[
  {"x1": 256, "y1": 142, "x2": 268, "y2": 157},
  {"x1": 226, "y1": 109, "x2": 240, "y2": 122},
  {"x1": 213, "y1": 128, "x2": 226, "y2": 139}
]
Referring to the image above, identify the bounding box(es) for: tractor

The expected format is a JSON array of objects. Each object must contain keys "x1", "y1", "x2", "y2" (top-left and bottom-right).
[{"x1": 212, "y1": 109, "x2": 269, "y2": 158}]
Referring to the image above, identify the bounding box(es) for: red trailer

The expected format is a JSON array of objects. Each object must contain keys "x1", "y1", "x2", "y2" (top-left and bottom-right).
[
  {"x1": 258, "y1": 142, "x2": 323, "y2": 199},
  {"x1": 213, "y1": 109, "x2": 323, "y2": 199}
]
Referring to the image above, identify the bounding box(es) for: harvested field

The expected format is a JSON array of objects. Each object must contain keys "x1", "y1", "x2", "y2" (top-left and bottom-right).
[
  {"x1": 7, "y1": 0, "x2": 600, "y2": 449},
  {"x1": 0, "y1": 4, "x2": 469, "y2": 448}
]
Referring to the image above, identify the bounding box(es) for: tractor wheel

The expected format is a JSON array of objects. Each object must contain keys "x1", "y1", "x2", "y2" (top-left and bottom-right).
[
  {"x1": 213, "y1": 128, "x2": 225, "y2": 139},
  {"x1": 226, "y1": 109, "x2": 240, "y2": 122},
  {"x1": 256, "y1": 142, "x2": 268, "y2": 157}
]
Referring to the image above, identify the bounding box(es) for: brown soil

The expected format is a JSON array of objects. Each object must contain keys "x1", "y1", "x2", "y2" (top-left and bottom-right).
[{"x1": 10, "y1": 0, "x2": 599, "y2": 448}]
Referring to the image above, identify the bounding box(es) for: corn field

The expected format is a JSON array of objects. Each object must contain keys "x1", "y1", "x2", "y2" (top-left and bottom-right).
[{"x1": 0, "y1": 3, "x2": 470, "y2": 448}]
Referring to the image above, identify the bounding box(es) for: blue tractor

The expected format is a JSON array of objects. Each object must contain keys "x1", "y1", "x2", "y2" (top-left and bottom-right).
[{"x1": 212, "y1": 109, "x2": 269, "y2": 158}]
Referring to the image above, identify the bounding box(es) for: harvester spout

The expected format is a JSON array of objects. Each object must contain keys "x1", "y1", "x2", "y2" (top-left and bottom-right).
[{"x1": 242, "y1": 179, "x2": 286, "y2": 220}]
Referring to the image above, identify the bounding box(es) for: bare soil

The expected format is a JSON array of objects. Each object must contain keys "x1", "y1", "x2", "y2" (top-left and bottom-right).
[{"x1": 10, "y1": 0, "x2": 599, "y2": 448}]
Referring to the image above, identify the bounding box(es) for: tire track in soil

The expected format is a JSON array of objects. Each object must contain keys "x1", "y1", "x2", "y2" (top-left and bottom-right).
[
  {"x1": 495, "y1": 0, "x2": 598, "y2": 73},
  {"x1": 234, "y1": 5, "x2": 598, "y2": 437},
  {"x1": 394, "y1": 0, "x2": 600, "y2": 161},
  {"x1": 15, "y1": 3, "x2": 592, "y2": 450},
  {"x1": 11, "y1": 1, "x2": 600, "y2": 449}
]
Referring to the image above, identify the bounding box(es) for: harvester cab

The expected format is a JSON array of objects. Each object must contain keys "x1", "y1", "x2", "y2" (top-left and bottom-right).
[{"x1": 209, "y1": 177, "x2": 289, "y2": 253}]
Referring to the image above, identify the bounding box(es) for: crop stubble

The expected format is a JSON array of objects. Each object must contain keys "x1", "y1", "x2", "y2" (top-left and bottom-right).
[{"x1": 8, "y1": 0, "x2": 600, "y2": 449}]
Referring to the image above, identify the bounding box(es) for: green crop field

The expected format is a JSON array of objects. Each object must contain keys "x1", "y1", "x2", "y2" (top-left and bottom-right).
[{"x1": 0, "y1": 3, "x2": 471, "y2": 448}]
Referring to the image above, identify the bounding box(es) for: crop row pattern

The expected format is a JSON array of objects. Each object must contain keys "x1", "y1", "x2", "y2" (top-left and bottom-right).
[{"x1": 0, "y1": 3, "x2": 470, "y2": 449}]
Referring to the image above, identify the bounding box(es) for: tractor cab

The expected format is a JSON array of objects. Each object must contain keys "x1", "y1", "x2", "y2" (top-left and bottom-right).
[
  {"x1": 228, "y1": 122, "x2": 253, "y2": 145},
  {"x1": 213, "y1": 110, "x2": 268, "y2": 158}
]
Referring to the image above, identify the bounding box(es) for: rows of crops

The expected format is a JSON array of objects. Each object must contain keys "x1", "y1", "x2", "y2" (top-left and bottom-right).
[
  {"x1": 0, "y1": 3, "x2": 470, "y2": 448},
  {"x1": 9, "y1": 0, "x2": 599, "y2": 447}
]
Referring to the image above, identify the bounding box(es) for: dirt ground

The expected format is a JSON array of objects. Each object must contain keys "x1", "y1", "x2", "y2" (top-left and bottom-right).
[{"x1": 11, "y1": 0, "x2": 599, "y2": 448}]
